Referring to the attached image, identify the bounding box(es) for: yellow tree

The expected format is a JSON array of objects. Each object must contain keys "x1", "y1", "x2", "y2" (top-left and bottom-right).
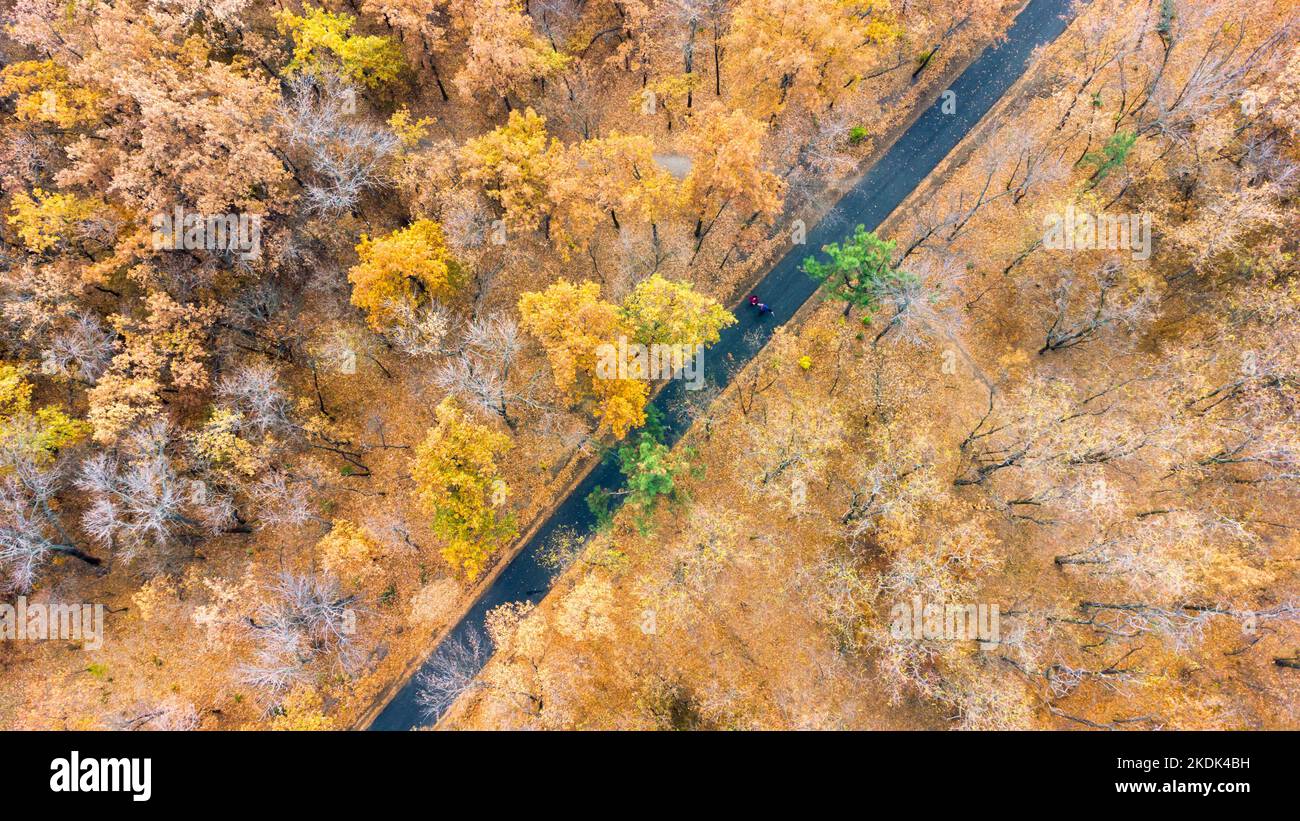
[
  {"x1": 7, "y1": 189, "x2": 107, "y2": 254},
  {"x1": 620, "y1": 273, "x2": 736, "y2": 348},
  {"x1": 724, "y1": 0, "x2": 903, "y2": 118},
  {"x1": 87, "y1": 292, "x2": 220, "y2": 444},
  {"x1": 443, "y1": 0, "x2": 570, "y2": 105},
  {"x1": 639, "y1": 73, "x2": 697, "y2": 131},
  {"x1": 316, "y1": 519, "x2": 382, "y2": 580},
  {"x1": 517, "y1": 279, "x2": 648, "y2": 437},
  {"x1": 460, "y1": 108, "x2": 562, "y2": 232},
  {"x1": 266, "y1": 685, "x2": 337, "y2": 731},
  {"x1": 549, "y1": 133, "x2": 680, "y2": 257},
  {"x1": 277, "y1": 5, "x2": 407, "y2": 89},
  {"x1": 681, "y1": 104, "x2": 786, "y2": 252},
  {"x1": 589, "y1": 376, "x2": 651, "y2": 440},
  {"x1": 0, "y1": 60, "x2": 102, "y2": 129},
  {"x1": 411, "y1": 398, "x2": 516, "y2": 578},
  {"x1": 517, "y1": 280, "x2": 622, "y2": 397},
  {"x1": 0, "y1": 363, "x2": 89, "y2": 462},
  {"x1": 349, "y1": 219, "x2": 463, "y2": 330}
]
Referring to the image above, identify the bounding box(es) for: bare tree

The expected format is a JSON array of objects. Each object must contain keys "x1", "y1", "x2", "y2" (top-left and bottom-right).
[
  {"x1": 111, "y1": 696, "x2": 201, "y2": 731},
  {"x1": 241, "y1": 572, "x2": 360, "y2": 699},
  {"x1": 248, "y1": 469, "x2": 324, "y2": 530},
  {"x1": 0, "y1": 418, "x2": 101, "y2": 591},
  {"x1": 415, "y1": 628, "x2": 490, "y2": 720},
  {"x1": 0, "y1": 475, "x2": 100, "y2": 592},
  {"x1": 869, "y1": 255, "x2": 963, "y2": 347},
  {"x1": 217, "y1": 362, "x2": 294, "y2": 437},
  {"x1": 841, "y1": 458, "x2": 925, "y2": 546},
  {"x1": 432, "y1": 313, "x2": 542, "y2": 429},
  {"x1": 386, "y1": 299, "x2": 455, "y2": 359},
  {"x1": 1039, "y1": 263, "x2": 1155, "y2": 355},
  {"x1": 76, "y1": 422, "x2": 233, "y2": 566},
  {"x1": 280, "y1": 74, "x2": 399, "y2": 216},
  {"x1": 43, "y1": 312, "x2": 116, "y2": 384}
]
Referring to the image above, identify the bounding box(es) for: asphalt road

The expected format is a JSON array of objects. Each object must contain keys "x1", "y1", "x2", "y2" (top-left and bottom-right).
[{"x1": 368, "y1": 0, "x2": 1077, "y2": 730}]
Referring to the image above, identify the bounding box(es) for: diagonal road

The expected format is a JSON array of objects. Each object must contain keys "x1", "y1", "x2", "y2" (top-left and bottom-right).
[{"x1": 368, "y1": 0, "x2": 1077, "y2": 730}]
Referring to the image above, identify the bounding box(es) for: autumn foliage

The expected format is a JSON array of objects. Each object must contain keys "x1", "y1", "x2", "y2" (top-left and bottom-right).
[
  {"x1": 411, "y1": 399, "x2": 516, "y2": 579},
  {"x1": 17, "y1": 0, "x2": 1293, "y2": 736},
  {"x1": 349, "y1": 219, "x2": 463, "y2": 329}
]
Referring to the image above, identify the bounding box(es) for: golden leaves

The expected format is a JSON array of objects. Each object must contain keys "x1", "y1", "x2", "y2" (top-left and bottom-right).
[{"x1": 348, "y1": 219, "x2": 463, "y2": 330}]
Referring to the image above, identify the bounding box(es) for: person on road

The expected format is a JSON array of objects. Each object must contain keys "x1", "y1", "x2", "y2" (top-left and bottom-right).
[{"x1": 748, "y1": 295, "x2": 774, "y2": 316}]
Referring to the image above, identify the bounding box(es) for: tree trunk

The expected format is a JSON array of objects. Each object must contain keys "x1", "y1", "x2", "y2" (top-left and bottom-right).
[
  {"x1": 430, "y1": 59, "x2": 450, "y2": 102},
  {"x1": 53, "y1": 544, "x2": 102, "y2": 566}
]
